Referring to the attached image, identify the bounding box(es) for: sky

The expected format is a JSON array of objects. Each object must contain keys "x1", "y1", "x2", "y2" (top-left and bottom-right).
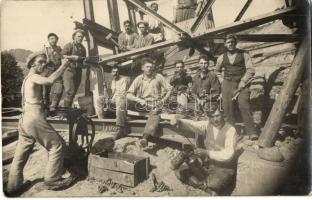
[{"x1": 1, "y1": 0, "x2": 286, "y2": 54}]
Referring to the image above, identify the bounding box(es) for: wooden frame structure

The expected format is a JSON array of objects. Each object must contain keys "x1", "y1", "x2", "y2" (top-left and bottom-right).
[{"x1": 79, "y1": 0, "x2": 308, "y2": 148}]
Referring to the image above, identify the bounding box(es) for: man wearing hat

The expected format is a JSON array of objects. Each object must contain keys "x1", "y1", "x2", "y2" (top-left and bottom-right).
[
  {"x1": 118, "y1": 20, "x2": 138, "y2": 52},
  {"x1": 170, "y1": 106, "x2": 238, "y2": 195},
  {"x1": 43, "y1": 33, "x2": 63, "y2": 115},
  {"x1": 7, "y1": 52, "x2": 78, "y2": 195},
  {"x1": 129, "y1": 21, "x2": 154, "y2": 49},
  {"x1": 144, "y1": 3, "x2": 165, "y2": 42},
  {"x1": 215, "y1": 34, "x2": 258, "y2": 140},
  {"x1": 61, "y1": 29, "x2": 87, "y2": 109}
]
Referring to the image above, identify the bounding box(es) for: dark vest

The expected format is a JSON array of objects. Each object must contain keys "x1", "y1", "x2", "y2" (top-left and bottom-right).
[{"x1": 222, "y1": 49, "x2": 246, "y2": 81}]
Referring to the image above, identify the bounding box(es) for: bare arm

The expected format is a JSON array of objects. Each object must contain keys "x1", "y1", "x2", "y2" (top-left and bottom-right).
[
  {"x1": 171, "y1": 117, "x2": 208, "y2": 136},
  {"x1": 31, "y1": 58, "x2": 69, "y2": 85}
]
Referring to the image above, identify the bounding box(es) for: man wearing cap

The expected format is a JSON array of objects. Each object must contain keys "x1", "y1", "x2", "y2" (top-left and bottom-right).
[
  {"x1": 118, "y1": 20, "x2": 138, "y2": 52},
  {"x1": 127, "y1": 57, "x2": 172, "y2": 148},
  {"x1": 43, "y1": 33, "x2": 63, "y2": 115},
  {"x1": 215, "y1": 34, "x2": 258, "y2": 140},
  {"x1": 145, "y1": 3, "x2": 165, "y2": 42},
  {"x1": 62, "y1": 29, "x2": 87, "y2": 109},
  {"x1": 6, "y1": 52, "x2": 78, "y2": 195},
  {"x1": 192, "y1": 55, "x2": 220, "y2": 117},
  {"x1": 170, "y1": 106, "x2": 238, "y2": 195},
  {"x1": 129, "y1": 21, "x2": 154, "y2": 49}
]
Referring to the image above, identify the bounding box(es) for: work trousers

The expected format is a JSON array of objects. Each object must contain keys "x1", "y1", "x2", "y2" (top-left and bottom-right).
[
  {"x1": 7, "y1": 104, "x2": 66, "y2": 193},
  {"x1": 106, "y1": 97, "x2": 127, "y2": 127},
  {"x1": 175, "y1": 162, "x2": 235, "y2": 193},
  {"x1": 127, "y1": 101, "x2": 160, "y2": 137},
  {"x1": 50, "y1": 78, "x2": 63, "y2": 111},
  {"x1": 63, "y1": 67, "x2": 82, "y2": 108},
  {"x1": 222, "y1": 79, "x2": 257, "y2": 136}
]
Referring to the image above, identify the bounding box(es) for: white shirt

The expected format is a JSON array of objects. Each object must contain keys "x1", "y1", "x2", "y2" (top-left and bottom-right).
[{"x1": 178, "y1": 119, "x2": 237, "y2": 162}]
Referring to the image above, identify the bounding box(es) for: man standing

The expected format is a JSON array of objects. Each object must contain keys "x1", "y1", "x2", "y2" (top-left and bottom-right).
[
  {"x1": 130, "y1": 21, "x2": 154, "y2": 49},
  {"x1": 127, "y1": 57, "x2": 172, "y2": 147},
  {"x1": 118, "y1": 20, "x2": 138, "y2": 52},
  {"x1": 215, "y1": 34, "x2": 258, "y2": 140},
  {"x1": 43, "y1": 33, "x2": 63, "y2": 115},
  {"x1": 170, "y1": 107, "x2": 238, "y2": 195},
  {"x1": 192, "y1": 55, "x2": 220, "y2": 117},
  {"x1": 62, "y1": 29, "x2": 87, "y2": 109},
  {"x1": 145, "y1": 3, "x2": 165, "y2": 42},
  {"x1": 170, "y1": 60, "x2": 192, "y2": 113},
  {"x1": 110, "y1": 66, "x2": 130, "y2": 139},
  {"x1": 7, "y1": 52, "x2": 78, "y2": 195}
]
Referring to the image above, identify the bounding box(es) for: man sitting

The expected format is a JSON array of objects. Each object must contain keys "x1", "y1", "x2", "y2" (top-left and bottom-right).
[
  {"x1": 127, "y1": 57, "x2": 172, "y2": 148},
  {"x1": 170, "y1": 60, "x2": 192, "y2": 113},
  {"x1": 170, "y1": 106, "x2": 238, "y2": 195}
]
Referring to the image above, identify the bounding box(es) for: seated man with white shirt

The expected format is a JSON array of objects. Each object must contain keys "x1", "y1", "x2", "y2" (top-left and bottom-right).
[{"x1": 170, "y1": 106, "x2": 238, "y2": 195}]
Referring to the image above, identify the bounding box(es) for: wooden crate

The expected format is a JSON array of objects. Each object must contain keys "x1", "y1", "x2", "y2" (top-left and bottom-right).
[{"x1": 88, "y1": 152, "x2": 149, "y2": 187}]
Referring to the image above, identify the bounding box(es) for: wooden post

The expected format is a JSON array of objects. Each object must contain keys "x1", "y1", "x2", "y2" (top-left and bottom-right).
[
  {"x1": 258, "y1": 36, "x2": 309, "y2": 147},
  {"x1": 83, "y1": 0, "x2": 105, "y2": 118},
  {"x1": 234, "y1": 0, "x2": 253, "y2": 22},
  {"x1": 191, "y1": 0, "x2": 216, "y2": 32},
  {"x1": 125, "y1": 1, "x2": 137, "y2": 32},
  {"x1": 107, "y1": 0, "x2": 121, "y2": 54}
]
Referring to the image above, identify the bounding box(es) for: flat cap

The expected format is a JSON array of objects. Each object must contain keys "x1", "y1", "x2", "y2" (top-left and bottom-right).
[
  {"x1": 26, "y1": 51, "x2": 47, "y2": 69},
  {"x1": 48, "y1": 32, "x2": 59, "y2": 39}
]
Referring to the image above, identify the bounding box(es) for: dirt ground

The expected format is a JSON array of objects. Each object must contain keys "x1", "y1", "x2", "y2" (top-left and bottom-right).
[{"x1": 2, "y1": 132, "x2": 213, "y2": 197}]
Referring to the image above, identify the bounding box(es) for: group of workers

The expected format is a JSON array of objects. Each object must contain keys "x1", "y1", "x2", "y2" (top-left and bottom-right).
[{"x1": 6, "y1": 2, "x2": 258, "y2": 194}]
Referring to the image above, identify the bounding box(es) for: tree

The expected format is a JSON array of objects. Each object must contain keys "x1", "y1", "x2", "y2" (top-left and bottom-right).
[{"x1": 1, "y1": 51, "x2": 24, "y2": 107}]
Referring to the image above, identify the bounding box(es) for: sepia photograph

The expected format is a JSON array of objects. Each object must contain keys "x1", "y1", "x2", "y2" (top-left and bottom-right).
[{"x1": 1, "y1": 0, "x2": 311, "y2": 197}]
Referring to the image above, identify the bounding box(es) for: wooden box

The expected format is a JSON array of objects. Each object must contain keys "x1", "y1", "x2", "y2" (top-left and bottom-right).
[{"x1": 88, "y1": 152, "x2": 149, "y2": 187}]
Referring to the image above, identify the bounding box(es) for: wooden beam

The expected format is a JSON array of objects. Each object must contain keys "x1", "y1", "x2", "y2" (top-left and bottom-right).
[
  {"x1": 200, "y1": 34, "x2": 301, "y2": 43},
  {"x1": 258, "y1": 36, "x2": 309, "y2": 147},
  {"x1": 125, "y1": 0, "x2": 186, "y2": 34},
  {"x1": 107, "y1": 0, "x2": 121, "y2": 53},
  {"x1": 195, "y1": 7, "x2": 296, "y2": 39},
  {"x1": 83, "y1": 0, "x2": 104, "y2": 118},
  {"x1": 234, "y1": 0, "x2": 253, "y2": 22},
  {"x1": 82, "y1": 19, "x2": 118, "y2": 40},
  {"x1": 99, "y1": 40, "x2": 178, "y2": 64},
  {"x1": 125, "y1": 0, "x2": 138, "y2": 32},
  {"x1": 191, "y1": 0, "x2": 216, "y2": 33},
  {"x1": 98, "y1": 7, "x2": 297, "y2": 64},
  {"x1": 75, "y1": 21, "x2": 115, "y2": 49},
  {"x1": 107, "y1": 0, "x2": 121, "y2": 32}
]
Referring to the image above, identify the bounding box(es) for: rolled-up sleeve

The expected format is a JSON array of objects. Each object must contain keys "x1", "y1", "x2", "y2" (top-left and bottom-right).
[
  {"x1": 241, "y1": 52, "x2": 255, "y2": 83},
  {"x1": 209, "y1": 127, "x2": 238, "y2": 162},
  {"x1": 127, "y1": 76, "x2": 140, "y2": 96}
]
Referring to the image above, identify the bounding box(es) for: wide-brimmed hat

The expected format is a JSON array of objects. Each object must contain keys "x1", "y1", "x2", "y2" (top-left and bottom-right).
[
  {"x1": 26, "y1": 51, "x2": 47, "y2": 69},
  {"x1": 72, "y1": 29, "x2": 85, "y2": 39}
]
